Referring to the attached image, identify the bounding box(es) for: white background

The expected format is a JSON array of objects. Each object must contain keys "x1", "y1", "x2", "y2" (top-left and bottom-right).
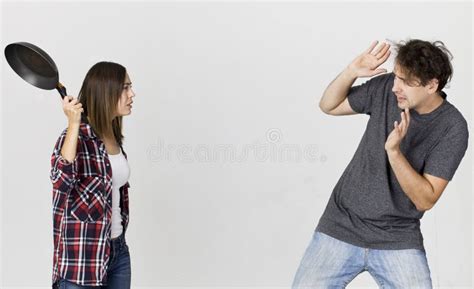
[{"x1": 1, "y1": 1, "x2": 472, "y2": 288}]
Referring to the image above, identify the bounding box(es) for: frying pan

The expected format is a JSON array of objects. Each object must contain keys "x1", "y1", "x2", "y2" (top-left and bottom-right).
[{"x1": 4, "y1": 42, "x2": 67, "y2": 98}]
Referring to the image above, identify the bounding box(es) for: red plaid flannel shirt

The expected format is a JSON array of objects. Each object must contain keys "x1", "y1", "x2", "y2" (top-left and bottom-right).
[{"x1": 50, "y1": 120, "x2": 130, "y2": 286}]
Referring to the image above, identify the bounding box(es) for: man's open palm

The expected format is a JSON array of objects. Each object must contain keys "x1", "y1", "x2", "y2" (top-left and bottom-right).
[{"x1": 349, "y1": 41, "x2": 391, "y2": 78}]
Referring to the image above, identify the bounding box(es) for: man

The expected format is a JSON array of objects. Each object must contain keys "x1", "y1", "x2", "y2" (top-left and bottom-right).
[{"x1": 292, "y1": 40, "x2": 469, "y2": 288}]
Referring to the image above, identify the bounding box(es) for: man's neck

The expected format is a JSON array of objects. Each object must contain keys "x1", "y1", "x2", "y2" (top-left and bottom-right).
[{"x1": 415, "y1": 93, "x2": 444, "y2": 115}]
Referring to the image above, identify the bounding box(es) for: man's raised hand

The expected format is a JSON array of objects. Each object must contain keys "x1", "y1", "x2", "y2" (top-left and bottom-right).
[{"x1": 348, "y1": 40, "x2": 391, "y2": 78}]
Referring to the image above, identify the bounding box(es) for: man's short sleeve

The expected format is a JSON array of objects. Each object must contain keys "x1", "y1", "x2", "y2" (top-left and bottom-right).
[
  {"x1": 347, "y1": 74, "x2": 389, "y2": 115},
  {"x1": 423, "y1": 120, "x2": 469, "y2": 181}
]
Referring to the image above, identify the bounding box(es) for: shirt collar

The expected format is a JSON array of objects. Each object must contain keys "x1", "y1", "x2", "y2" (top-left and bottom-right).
[
  {"x1": 79, "y1": 116, "x2": 126, "y2": 157},
  {"x1": 79, "y1": 116, "x2": 98, "y2": 140}
]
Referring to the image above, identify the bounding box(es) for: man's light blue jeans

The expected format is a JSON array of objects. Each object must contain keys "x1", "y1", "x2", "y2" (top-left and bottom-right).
[{"x1": 292, "y1": 231, "x2": 432, "y2": 289}]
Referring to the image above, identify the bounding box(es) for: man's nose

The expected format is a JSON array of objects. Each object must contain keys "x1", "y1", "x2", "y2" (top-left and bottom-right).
[{"x1": 392, "y1": 81, "x2": 400, "y2": 93}]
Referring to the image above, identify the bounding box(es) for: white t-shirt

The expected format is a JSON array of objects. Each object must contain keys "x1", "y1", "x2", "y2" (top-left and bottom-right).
[{"x1": 108, "y1": 148, "x2": 130, "y2": 239}]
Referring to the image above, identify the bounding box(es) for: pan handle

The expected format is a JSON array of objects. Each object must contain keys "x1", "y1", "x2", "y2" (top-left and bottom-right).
[{"x1": 56, "y1": 82, "x2": 67, "y2": 99}]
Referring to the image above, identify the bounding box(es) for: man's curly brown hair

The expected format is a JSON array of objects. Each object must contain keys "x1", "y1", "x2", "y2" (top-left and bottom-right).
[{"x1": 394, "y1": 39, "x2": 453, "y2": 92}]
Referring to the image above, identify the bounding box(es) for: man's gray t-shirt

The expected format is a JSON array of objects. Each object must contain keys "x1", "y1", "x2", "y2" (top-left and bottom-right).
[{"x1": 316, "y1": 73, "x2": 469, "y2": 250}]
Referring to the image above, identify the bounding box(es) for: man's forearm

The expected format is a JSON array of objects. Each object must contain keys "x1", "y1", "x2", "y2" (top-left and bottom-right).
[
  {"x1": 319, "y1": 67, "x2": 358, "y2": 112},
  {"x1": 386, "y1": 149, "x2": 435, "y2": 211}
]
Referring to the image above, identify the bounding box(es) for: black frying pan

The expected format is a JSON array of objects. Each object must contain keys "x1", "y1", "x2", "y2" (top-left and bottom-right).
[{"x1": 4, "y1": 42, "x2": 67, "y2": 98}]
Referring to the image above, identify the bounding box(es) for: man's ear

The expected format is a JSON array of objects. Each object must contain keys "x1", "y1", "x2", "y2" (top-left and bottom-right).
[{"x1": 426, "y1": 78, "x2": 439, "y2": 94}]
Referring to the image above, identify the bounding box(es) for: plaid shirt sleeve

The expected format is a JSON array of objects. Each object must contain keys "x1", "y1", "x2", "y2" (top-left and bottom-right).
[{"x1": 50, "y1": 129, "x2": 78, "y2": 192}]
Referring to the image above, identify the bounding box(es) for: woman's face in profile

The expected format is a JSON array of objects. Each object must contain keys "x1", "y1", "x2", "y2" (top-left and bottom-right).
[{"x1": 116, "y1": 73, "x2": 135, "y2": 117}]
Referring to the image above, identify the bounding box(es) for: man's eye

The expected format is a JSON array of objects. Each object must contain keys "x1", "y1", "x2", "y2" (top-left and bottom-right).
[{"x1": 406, "y1": 80, "x2": 420, "y2": 87}]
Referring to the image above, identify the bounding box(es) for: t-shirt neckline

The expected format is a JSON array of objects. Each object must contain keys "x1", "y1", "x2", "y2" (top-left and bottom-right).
[{"x1": 409, "y1": 96, "x2": 448, "y2": 121}]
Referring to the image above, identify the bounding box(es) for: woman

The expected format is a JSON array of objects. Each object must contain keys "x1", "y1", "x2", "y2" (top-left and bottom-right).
[{"x1": 50, "y1": 62, "x2": 135, "y2": 288}]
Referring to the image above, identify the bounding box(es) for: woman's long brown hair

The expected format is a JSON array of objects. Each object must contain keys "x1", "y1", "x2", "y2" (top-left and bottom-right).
[{"x1": 79, "y1": 61, "x2": 126, "y2": 146}]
